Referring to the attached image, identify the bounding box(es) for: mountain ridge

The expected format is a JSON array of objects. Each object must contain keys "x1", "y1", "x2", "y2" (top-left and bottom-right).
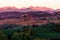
[{"x1": 0, "y1": 6, "x2": 59, "y2": 12}]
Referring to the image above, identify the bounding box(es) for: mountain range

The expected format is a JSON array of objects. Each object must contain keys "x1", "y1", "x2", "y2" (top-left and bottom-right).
[
  {"x1": 0, "y1": 6, "x2": 60, "y2": 19},
  {"x1": 0, "y1": 6, "x2": 60, "y2": 25},
  {"x1": 0, "y1": 6, "x2": 60, "y2": 12}
]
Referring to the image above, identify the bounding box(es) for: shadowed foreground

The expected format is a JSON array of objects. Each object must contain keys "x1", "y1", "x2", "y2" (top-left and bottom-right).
[{"x1": 0, "y1": 22, "x2": 60, "y2": 40}]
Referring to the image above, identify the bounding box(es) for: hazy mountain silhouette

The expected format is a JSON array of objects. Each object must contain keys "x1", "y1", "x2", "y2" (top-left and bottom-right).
[
  {"x1": 0, "y1": 6, "x2": 60, "y2": 12},
  {"x1": 0, "y1": 6, "x2": 54, "y2": 12}
]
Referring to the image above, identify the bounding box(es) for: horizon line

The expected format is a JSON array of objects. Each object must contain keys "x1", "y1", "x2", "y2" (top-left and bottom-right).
[{"x1": 0, "y1": 6, "x2": 59, "y2": 10}]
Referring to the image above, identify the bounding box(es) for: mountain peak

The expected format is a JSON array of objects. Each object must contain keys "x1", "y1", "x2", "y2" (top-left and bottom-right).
[
  {"x1": 29, "y1": 6, "x2": 53, "y2": 11},
  {"x1": 0, "y1": 6, "x2": 19, "y2": 10}
]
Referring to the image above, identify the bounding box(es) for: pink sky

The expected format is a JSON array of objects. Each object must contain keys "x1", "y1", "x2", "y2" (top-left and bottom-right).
[{"x1": 0, "y1": 0, "x2": 60, "y2": 9}]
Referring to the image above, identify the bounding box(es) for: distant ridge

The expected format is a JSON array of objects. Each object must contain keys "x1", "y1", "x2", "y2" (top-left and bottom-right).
[{"x1": 0, "y1": 6, "x2": 60, "y2": 12}]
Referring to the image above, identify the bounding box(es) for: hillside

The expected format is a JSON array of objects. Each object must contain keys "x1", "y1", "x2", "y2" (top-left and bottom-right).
[{"x1": 0, "y1": 7, "x2": 60, "y2": 25}]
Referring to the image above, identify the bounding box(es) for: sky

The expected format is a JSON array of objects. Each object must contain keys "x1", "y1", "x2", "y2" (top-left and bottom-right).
[{"x1": 0, "y1": 0, "x2": 60, "y2": 9}]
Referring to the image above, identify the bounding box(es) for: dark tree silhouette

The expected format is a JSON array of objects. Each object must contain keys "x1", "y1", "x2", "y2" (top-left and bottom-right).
[{"x1": 52, "y1": 23, "x2": 60, "y2": 32}]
